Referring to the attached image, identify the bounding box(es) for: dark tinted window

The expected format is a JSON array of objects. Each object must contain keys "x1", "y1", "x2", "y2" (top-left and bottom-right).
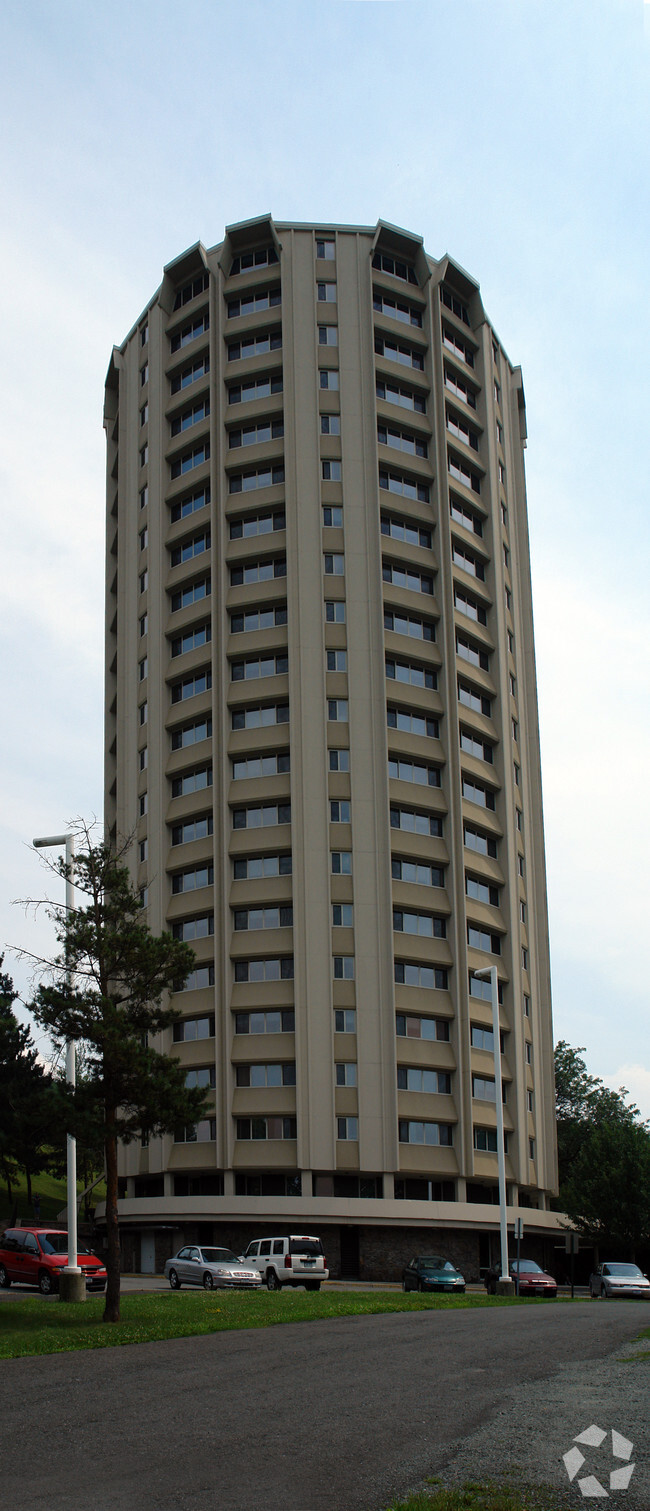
[{"x1": 289, "y1": 1239, "x2": 323, "y2": 1256}]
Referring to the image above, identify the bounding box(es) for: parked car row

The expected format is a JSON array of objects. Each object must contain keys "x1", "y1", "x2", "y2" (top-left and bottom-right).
[{"x1": 164, "y1": 1234, "x2": 329, "y2": 1290}]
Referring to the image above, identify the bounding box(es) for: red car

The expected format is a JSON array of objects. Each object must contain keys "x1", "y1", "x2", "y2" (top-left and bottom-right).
[
  {"x1": 0, "y1": 1228, "x2": 107, "y2": 1294},
  {"x1": 485, "y1": 1259, "x2": 558, "y2": 1297}
]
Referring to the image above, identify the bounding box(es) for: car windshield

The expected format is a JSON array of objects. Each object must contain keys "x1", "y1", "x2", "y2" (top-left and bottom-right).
[
  {"x1": 199, "y1": 1248, "x2": 238, "y2": 1265},
  {"x1": 512, "y1": 1261, "x2": 543, "y2": 1274},
  {"x1": 604, "y1": 1264, "x2": 642, "y2": 1277},
  {"x1": 420, "y1": 1258, "x2": 454, "y2": 1271},
  {"x1": 38, "y1": 1234, "x2": 95, "y2": 1257},
  {"x1": 290, "y1": 1239, "x2": 322, "y2": 1255}
]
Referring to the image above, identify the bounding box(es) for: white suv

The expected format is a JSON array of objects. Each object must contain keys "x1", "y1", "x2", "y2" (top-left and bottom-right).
[{"x1": 242, "y1": 1234, "x2": 329, "y2": 1290}]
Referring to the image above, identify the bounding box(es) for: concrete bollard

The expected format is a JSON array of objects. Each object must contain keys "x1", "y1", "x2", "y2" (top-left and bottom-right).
[
  {"x1": 59, "y1": 1271, "x2": 87, "y2": 1303},
  {"x1": 495, "y1": 1277, "x2": 516, "y2": 1296}
]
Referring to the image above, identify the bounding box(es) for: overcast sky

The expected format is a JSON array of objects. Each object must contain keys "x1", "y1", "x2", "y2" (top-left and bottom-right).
[{"x1": 1, "y1": 0, "x2": 648, "y2": 1113}]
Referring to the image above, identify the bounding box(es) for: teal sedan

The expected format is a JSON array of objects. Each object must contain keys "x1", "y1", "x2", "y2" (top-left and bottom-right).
[{"x1": 402, "y1": 1255, "x2": 466, "y2": 1293}]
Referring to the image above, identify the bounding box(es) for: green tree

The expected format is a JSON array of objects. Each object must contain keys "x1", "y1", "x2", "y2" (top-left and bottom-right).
[
  {"x1": 0, "y1": 958, "x2": 59, "y2": 1209},
  {"x1": 28, "y1": 835, "x2": 209, "y2": 1322},
  {"x1": 554, "y1": 1041, "x2": 650, "y2": 1257}
]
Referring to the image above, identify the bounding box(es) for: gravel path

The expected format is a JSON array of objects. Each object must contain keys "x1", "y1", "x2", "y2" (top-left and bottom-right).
[{"x1": 421, "y1": 1332, "x2": 649, "y2": 1510}]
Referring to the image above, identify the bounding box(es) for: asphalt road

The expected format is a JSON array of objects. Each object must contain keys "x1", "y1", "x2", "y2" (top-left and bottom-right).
[{"x1": 1, "y1": 1302, "x2": 647, "y2": 1511}]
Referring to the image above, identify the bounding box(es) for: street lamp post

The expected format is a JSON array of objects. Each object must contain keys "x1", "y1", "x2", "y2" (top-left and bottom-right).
[
  {"x1": 33, "y1": 832, "x2": 85, "y2": 1303},
  {"x1": 472, "y1": 963, "x2": 513, "y2": 1294}
]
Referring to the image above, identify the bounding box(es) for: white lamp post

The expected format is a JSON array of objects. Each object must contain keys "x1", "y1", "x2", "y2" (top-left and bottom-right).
[
  {"x1": 33, "y1": 832, "x2": 84, "y2": 1300},
  {"x1": 472, "y1": 963, "x2": 511, "y2": 1289}
]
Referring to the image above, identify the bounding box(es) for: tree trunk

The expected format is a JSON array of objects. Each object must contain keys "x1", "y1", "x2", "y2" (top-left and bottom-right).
[
  {"x1": 103, "y1": 1107, "x2": 121, "y2": 1323},
  {"x1": 25, "y1": 1167, "x2": 32, "y2": 1208}
]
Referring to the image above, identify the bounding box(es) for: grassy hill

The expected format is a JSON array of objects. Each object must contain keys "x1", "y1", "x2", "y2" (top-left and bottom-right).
[{"x1": 0, "y1": 1171, "x2": 105, "y2": 1227}]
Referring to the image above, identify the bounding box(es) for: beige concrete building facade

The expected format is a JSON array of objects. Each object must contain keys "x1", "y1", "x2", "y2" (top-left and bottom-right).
[{"x1": 103, "y1": 216, "x2": 560, "y2": 1279}]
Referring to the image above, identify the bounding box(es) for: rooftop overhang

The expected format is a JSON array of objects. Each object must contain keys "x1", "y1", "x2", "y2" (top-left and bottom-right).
[
  {"x1": 372, "y1": 218, "x2": 431, "y2": 286},
  {"x1": 159, "y1": 240, "x2": 209, "y2": 314}
]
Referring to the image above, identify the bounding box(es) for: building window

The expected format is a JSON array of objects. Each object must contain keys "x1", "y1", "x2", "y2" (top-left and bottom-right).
[
  {"x1": 391, "y1": 857, "x2": 444, "y2": 889},
  {"x1": 521, "y1": 946, "x2": 529, "y2": 971},
  {"x1": 230, "y1": 555, "x2": 287, "y2": 586},
  {"x1": 372, "y1": 251, "x2": 418, "y2": 285},
  {"x1": 387, "y1": 656, "x2": 436, "y2": 691},
  {"x1": 171, "y1": 398, "x2": 210, "y2": 437},
  {"x1": 446, "y1": 408, "x2": 479, "y2": 453},
  {"x1": 330, "y1": 800, "x2": 351, "y2": 823},
  {"x1": 177, "y1": 964, "x2": 215, "y2": 992},
  {"x1": 140, "y1": 323, "x2": 148, "y2": 347},
  {"x1": 232, "y1": 802, "x2": 291, "y2": 830},
  {"x1": 471, "y1": 1025, "x2": 505, "y2": 1052},
  {"x1": 170, "y1": 622, "x2": 211, "y2": 657},
  {"x1": 235, "y1": 1010, "x2": 295, "y2": 1034},
  {"x1": 374, "y1": 334, "x2": 424, "y2": 371},
  {"x1": 185, "y1": 1067, "x2": 216, "y2": 1091},
  {"x1": 228, "y1": 330, "x2": 282, "y2": 362},
  {"x1": 229, "y1": 247, "x2": 279, "y2": 276},
  {"x1": 329, "y1": 749, "x2": 349, "y2": 772},
  {"x1": 139, "y1": 702, "x2": 147, "y2": 725},
  {"x1": 335, "y1": 1062, "x2": 357, "y2": 1086},
  {"x1": 231, "y1": 604, "x2": 287, "y2": 634},
  {"x1": 318, "y1": 326, "x2": 338, "y2": 346},
  {"x1": 444, "y1": 366, "x2": 476, "y2": 410},
  {"x1": 171, "y1": 764, "x2": 213, "y2": 798},
  {"x1": 322, "y1": 460, "x2": 342, "y2": 482},
  {"x1": 231, "y1": 652, "x2": 288, "y2": 682},
  {"x1": 335, "y1": 1009, "x2": 356, "y2": 1032},
  {"x1": 139, "y1": 614, "x2": 148, "y2": 637},
  {"x1": 373, "y1": 289, "x2": 423, "y2": 328},
  {"x1": 325, "y1": 600, "x2": 346, "y2": 623},
  {"x1": 171, "y1": 815, "x2": 214, "y2": 846},
  {"x1": 399, "y1": 1120, "x2": 452, "y2": 1146},
  {"x1": 462, "y1": 777, "x2": 496, "y2": 810},
  {"x1": 173, "y1": 1014, "x2": 215, "y2": 1042},
  {"x1": 379, "y1": 468, "x2": 429, "y2": 504},
  {"x1": 139, "y1": 793, "x2": 148, "y2": 817},
  {"x1": 138, "y1": 838, "x2": 147, "y2": 862},
  {"x1": 388, "y1": 756, "x2": 440, "y2": 789},
  {"x1": 139, "y1": 747, "x2": 148, "y2": 770},
  {"x1": 234, "y1": 958, "x2": 294, "y2": 983},
  {"x1": 458, "y1": 680, "x2": 490, "y2": 717},
  {"x1": 527, "y1": 1090, "x2": 534, "y2": 1113},
  {"x1": 228, "y1": 417, "x2": 284, "y2": 449},
  {"x1": 331, "y1": 851, "x2": 352, "y2": 874},
  {"x1": 384, "y1": 608, "x2": 434, "y2": 642},
  {"x1": 234, "y1": 905, "x2": 293, "y2": 931},
  {"x1": 233, "y1": 852, "x2": 292, "y2": 879},
  {"x1": 518, "y1": 855, "x2": 525, "y2": 878},
  {"x1": 235, "y1": 1173, "x2": 301, "y2": 1197},
  {"x1": 139, "y1": 485, "x2": 148, "y2": 510},
  {"x1": 228, "y1": 287, "x2": 281, "y2": 320},
  {"x1": 473, "y1": 1128, "x2": 508, "y2": 1153},
  {"x1": 172, "y1": 272, "x2": 210, "y2": 311},
  {"x1": 323, "y1": 506, "x2": 343, "y2": 528},
  {"x1": 382, "y1": 561, "x2": 433, "y2": 595},
  {"x1": 472, "y1": 1076, "x2": 498, "y2": 1102},
  {"x1": 232, "y1": 751, "x2": 290, "y2": 781},
  {"x1": 456, "y1": 632, "x2": 489, "y2": 671},
  {"x1": 448, "y1": 451, "x2": 481, "y2": 495},
  {"x1": 464, "y1": 823, "x2": 497, "y2": 858},
  {"x1": 317, "y1": 281, "x2": 337, "y2": 302},
  {"x1": 320, "y1": 416, "x2": 341, "y2": 437},
  {"x1": 324, "y1": 553, "x2": 345, "y2": 577},
  {"x1": 396, "y1": 1014, "x2": 449, "y2": 1042},
  {"x1": 454, "y1": 588, "x2": 487, "y2": 626},
  {"x1": 332, "y1": 904, "x2": 353, "y2": 926},
  {"x1": 319, "y1": 369, "x2": 339, "y2": 389},
  {"x1": 170, "y1": 485, "x2": 210, "y2": 524},
  {"x1": 466, "y1": 874, "x2": 499, "y2": 907},
  {"x1": 174, "y1": 1119, "x2": 216, "y2": 1144},
  {"x1": 390, "y1": 806, "x2": 442, "y2": 838},
  {"x1": 453, "y1": 542, "x2": 485, "y2": 581},
  {"x1": 228, "y1": 371, "x2": 283, "y2": 405},
  {"x1": 236, "y1": 1063, "x2": 296, "y2": 1087},
  {"x1": 387, "y1": 706, "x2": 438, "y2": 740},
  {"x1": 469, "y1": 973, "x2": 504, "y2": 1005},
  {"x1": 460, "y1": 729, "x2": 493, "y2": 763},
  {"x1": 333, "y1": 955, "x2": 354, "y2": 979},
  {"x1": 440, "y1": 284, "x2": 470, "y2": 326},
  {"x1": 397, "y1": 1066, "x2": 450, "y2": 1094},
  {"x1": 337, "y1": 1117, "x2": 358, "y2": 1140},
  {"x1": 170, "y1": 440, "x2": 210, "y2": 480},
  {"x1": 229, "y1": 463, "x2": 285, "y2": 493},
  {"x1": 231, "y1": 701, "x2": 289, "y2": 730},
  {"x1": 171, "y1": 354, "x2": 210, "y2": 395},
  {"x1": 393, "y1": 910, "x2": 446, "y2": 939},
  {"x1": 316, "y1": 238, "x2": 335, "y2": 259},
  {"x1": 172, "y1": 914, "x2": 214, "y2": 942},
  {"x1": 378, "y1": 423, "x2": 427, "y2": 460},
  {"x1": 326, "y1": 649, "x2": 347, "y2": 672},
  {"x1": 467, "y1": 924, "x2": 501, "y2": 955},
  {"x1": 171, "y1": 668, "x2": 212, "y2": 704},
  {"x1": 170, "y1": 312, "x2": 209, "y2": 354},
  {"x1": 171, "y1": 716, "x2": 212, "y2": 750},
  {"x1": 524, "y1": 994, "x2": 531, "y2": 1018},
  {"x1": 170, "y1": 577, "x2": 211, "y2": 612},
  {"x1": 394, "y1": 961, "x2": 448, "y2": 990},
  {"x1": 172, "y1": 864, "x2": 214, "y2": 895},
  {"x1": 236, "y1": 1117, "x2": 297, "y2": 1141},
  {"x1": 381, "y1": 513, "x2": 431, "y2": 549},
  {"x1": 376, "y1": 377, "x2": 425, "y2": 413},
  {"x1": 450, "y1": 496, "x2": 483, "y2": 536},
  {"x1": 442, "y1": 325, "x2": 474, "y2": 367}
]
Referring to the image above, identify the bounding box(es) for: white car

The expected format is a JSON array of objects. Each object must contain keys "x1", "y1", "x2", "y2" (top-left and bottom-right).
[
  {"x1": 165, "y1": 1245, "x2": 263, "y2": 1290},
  {"x1": 242, "y1": 1234, "x2": 329, "y2": 1290},
  {"x1": 589, "y1": 1262, "x2": 650, "y2": 1299}
]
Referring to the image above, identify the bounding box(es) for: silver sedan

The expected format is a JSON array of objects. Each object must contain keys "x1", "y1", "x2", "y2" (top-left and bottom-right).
[
  {"x1": 164, "y1": 1245, "x2": 263, "y2": 1290},
  {"x1": 589, "y1": 1262, "x2": 650, "y2": 1299}
]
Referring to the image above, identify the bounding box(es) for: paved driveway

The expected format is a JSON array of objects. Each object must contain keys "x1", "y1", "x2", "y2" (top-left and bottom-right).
[{"x1": 1, "y1": 1302, "x2": 646, "y2": 1511}]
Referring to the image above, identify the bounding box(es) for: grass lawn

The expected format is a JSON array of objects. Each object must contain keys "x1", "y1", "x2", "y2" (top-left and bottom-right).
[
  {"x1": 384, "y1": 1477, "x2": 582, "y2": 1510},
  {"x1": 0, "y1": 1170, "x2": 105, "y2": 1227},
  {"x1": 0, "y1": 1288, "x2": 568, "y2": 1360}
]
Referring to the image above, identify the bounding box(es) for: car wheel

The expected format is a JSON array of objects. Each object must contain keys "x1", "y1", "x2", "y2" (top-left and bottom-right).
[
  {"x1": 168, "y1": 1269, "x2": 181, "y2": 1290},
  {"x1": 266, "y1": 1269, "x2": 281, "y2": 1291},
  {"x1": 305, "y1": 1280, "x2": 320, "y2": 1292},
  {"x1": 203, "y1": 1272, "x2": 214, "y2": 1290},
  {"x1": 0, "y1": 1264, "x2": 10, "y2": 1288},
  {"x1": 38, "y1": 1270, "x2": 53, "y2": 1296}
]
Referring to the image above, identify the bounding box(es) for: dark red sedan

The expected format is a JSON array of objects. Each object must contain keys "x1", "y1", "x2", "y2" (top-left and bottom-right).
[
  {"x1": 0, "y1": 1228, "x2": 107, "y2": 1294},
  {"x1": 484, "y1": 1259, "x2": 557, "y2": 1297}
]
